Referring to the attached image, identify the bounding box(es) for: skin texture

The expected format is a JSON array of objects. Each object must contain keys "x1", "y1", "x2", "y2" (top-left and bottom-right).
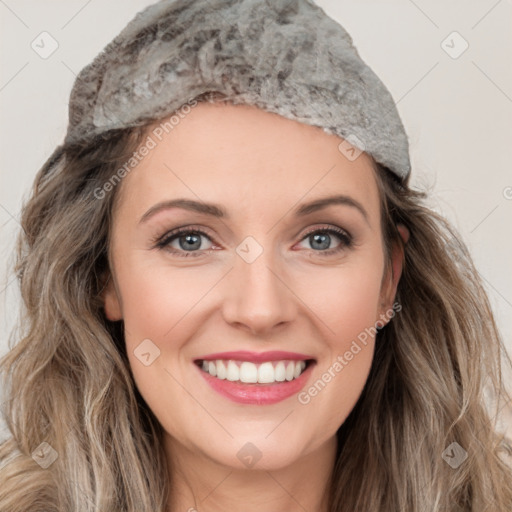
[{"x1": 102, "y1": 103, "x2": 408, "y2": 512}]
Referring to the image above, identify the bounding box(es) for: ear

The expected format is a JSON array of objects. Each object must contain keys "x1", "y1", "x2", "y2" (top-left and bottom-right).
[
  {"x1": 378, "y1": 223, "x2": 409, "y2": 321},
  {"x1": 102, "y1": 273, "x2": 123, "y2": 321}
]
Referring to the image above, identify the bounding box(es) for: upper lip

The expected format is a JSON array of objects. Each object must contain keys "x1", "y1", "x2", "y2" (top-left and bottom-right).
[{"x1": 195, "y1": 350, "x2": 315, "y2": 363}]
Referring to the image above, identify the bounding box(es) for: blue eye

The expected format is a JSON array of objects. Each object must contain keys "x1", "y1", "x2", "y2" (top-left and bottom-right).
[
  {"x1": 298, "y1": 226, "x2": 353, "y2": 256},
  {"x1": 154, "y1": 227, "x2": 214, "y2": 257},
  {"x1": 152, "y1": 225, "x2": 353, "y2": 258}
]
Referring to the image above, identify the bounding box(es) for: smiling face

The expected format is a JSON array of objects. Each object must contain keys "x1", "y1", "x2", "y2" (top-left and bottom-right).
[{"x1": 102, "y1": 102, "x2": 403, "y2": 472}]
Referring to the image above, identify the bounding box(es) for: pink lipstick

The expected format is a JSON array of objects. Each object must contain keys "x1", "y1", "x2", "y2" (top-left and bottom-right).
[{"x1": 193, "y1": 351, "x2": 316, "y2": 405}]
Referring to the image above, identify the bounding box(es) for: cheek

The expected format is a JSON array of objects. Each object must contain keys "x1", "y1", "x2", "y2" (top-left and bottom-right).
[
  {"x1": 117, "y1": 256, "x2": 220, "y2": 342},
  {"x1": 114, "y1": 254, "x2": 229, "y2": 399},
  {"x1": 116, "y1": 258, "x2": 213, "y2": 417},
  {"x1": 292, "y1": 255, "x2": 384, "y2": 428},
  {"x1": 295, "y1": 254, "x2": 385, "y2": 346}
]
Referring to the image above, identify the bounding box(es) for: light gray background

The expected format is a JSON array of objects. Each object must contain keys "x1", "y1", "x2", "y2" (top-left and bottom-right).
[{"x1": 1, "y1": 1, "x2": 511, "y2": 438}]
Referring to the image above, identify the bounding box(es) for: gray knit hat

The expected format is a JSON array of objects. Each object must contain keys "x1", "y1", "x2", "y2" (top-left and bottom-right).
[{"x1": 64, "y1": 0, "x2": 411, "y2": 180}]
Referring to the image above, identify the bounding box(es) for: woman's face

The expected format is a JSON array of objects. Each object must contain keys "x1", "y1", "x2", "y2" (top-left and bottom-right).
[{"x1": 103, "y1": 102, "x2": 404, "y2": 471}]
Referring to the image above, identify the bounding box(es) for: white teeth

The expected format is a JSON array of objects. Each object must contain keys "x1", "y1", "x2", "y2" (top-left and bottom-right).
[
  {"x1": 258, "y1": 362, "x2": 274, "y2": 383},
  {"x1": 226, "y1": 360, "x2": 239, "y2": 381},
  {"x1": 285, "y1": 361, "x2": 295, "y2": 381},
  {"x1": 199, "y1": 359, "x2": 309, "y2": 384},
  {"x1": 216, "y1": 360, "x2": 227, "y2": 379},
  {"x1": 274, "y1": 361, "x2": 286, "y2": 382},
  {"x1": 239, "y1": 362, "x2": 258, "y2": 383},
  {"x1": 295, "y1": 361, "x2": 305, "y2": 378}
]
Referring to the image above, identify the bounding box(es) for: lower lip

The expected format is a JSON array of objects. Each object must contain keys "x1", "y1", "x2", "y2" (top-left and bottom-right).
[{"x1": 194, "y1": 361, "x2": 316, "y2": 405}]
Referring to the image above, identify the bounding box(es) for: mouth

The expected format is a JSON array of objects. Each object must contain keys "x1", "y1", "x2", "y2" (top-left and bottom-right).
[
  {"x1": 194, "y1": 358, "x2": 315, "y2": 384},
  {"x1": 193, "y1": 355, "x2": 317, "y2": 405}
]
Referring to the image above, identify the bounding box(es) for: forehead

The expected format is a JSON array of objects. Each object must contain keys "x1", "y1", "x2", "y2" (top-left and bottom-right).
[{"x1": 115, "y1": 102, "x2": 380, "y2": 223}]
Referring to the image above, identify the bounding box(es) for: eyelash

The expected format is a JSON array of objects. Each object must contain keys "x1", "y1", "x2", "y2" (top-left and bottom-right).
[{"x1": 151, "y1": 225, "x2": 353, "y2": 258}]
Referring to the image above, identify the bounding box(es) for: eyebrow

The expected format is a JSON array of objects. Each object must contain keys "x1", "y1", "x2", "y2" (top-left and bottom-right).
[{"x1": 139, "y1": 194, "x2": 369, "y2": 225}]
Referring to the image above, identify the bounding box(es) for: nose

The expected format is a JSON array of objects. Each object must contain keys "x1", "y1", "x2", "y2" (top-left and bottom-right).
[{"x1": 221, "y1": 243, "x2": 296, "y2": 336}]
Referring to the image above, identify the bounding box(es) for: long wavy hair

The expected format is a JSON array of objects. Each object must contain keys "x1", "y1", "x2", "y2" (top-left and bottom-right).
[{"x1": 1, "y1": 94, "x2": 511, "y2": 511}]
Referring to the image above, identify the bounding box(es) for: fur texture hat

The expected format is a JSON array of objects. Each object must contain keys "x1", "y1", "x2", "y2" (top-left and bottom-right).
[{"x1": 64, "y1": 0, "x2": 411, "y2": 180}]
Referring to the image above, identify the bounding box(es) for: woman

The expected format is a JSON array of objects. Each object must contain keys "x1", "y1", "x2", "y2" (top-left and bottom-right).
[{"x1": 1, "y1": 0, "x2": 511, "y2": 510}]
